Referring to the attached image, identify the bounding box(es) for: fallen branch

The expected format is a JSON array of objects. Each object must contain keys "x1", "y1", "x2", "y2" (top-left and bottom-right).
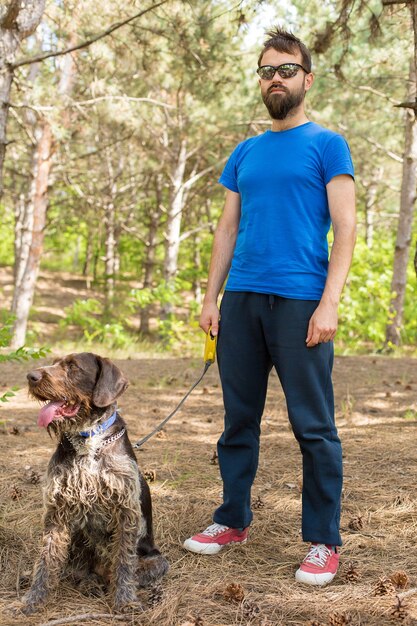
[
  {"x1": 39, "y1": 613, "x2": 129, "y2": 626},
  {"x1": 398, "y1": 587, "x2": 417, "y2": 600}
]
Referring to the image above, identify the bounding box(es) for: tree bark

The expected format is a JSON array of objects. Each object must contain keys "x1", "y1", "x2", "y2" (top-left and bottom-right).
[
  {"x1": 0, "y1": 0, "x2": 45, "y2": 198},
  {"x1": 385, "y1": 62, "x2": 417, "y2": 346},
  {"x1": 103, "y1": 152, "x2": 124, "y2": 314},
  {"x1": 139, "y1": 175, "x2": 162, "y2": 334},
  {"x1": 11, "y1": 119, "x2": 53, "y2": 347},
  {"x1": 11, "y1": 28, "x2": 76, "y2": 347},
  {"x1": 164, "y1": 138, "x2": 187, "y2": 284},
  {"x1": 161, "y1": 138, "x2": 188, "y2": 317},
  {"x1": 364, "y1": 167, "x2": 383, "y2": 248}
]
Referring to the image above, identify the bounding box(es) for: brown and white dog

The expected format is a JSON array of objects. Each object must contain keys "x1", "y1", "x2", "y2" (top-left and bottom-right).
[{"x1": 20, "y1": 352, "x2": 168, "y2": 614}]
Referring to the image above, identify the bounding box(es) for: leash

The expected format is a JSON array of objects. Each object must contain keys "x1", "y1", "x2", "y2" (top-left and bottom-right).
[{"x1": 133, "y1": 331, "x2": 217, "y2": 449}]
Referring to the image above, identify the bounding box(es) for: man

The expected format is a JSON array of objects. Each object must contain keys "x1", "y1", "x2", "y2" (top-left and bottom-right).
[{"x1": 183, "y1": 28, "x2": 356, "y2": 586}]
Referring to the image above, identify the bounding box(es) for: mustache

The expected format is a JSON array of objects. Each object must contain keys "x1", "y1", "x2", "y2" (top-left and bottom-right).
[{"x1": 267, "y1": 83, "x2": 288, "y2": 94}]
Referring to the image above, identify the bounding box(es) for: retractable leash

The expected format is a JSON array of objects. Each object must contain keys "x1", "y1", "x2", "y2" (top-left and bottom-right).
[{"x1": 133, "y1": 330, "x2": 217, "y2": 449}]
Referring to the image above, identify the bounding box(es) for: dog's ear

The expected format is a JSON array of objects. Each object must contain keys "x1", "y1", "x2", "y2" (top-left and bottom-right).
[{"x1": 92, "y1": 357, "x2": 129, "y2": 407}]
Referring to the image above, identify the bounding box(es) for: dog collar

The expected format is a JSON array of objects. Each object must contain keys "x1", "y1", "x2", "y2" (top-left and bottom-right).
[{"x1": 79, "y1": 410, "x2": 118, "y2": 438}]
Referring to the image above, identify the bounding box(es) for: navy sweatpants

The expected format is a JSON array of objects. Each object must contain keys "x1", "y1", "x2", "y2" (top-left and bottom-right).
[{"x1": 213, "y1": 291, "x2": 342, "y2": 546}]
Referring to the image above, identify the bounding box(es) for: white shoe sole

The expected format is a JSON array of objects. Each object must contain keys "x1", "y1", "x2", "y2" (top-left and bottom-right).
[
  {"x1": 295, "y1": 568, "x2": 336, "y2": 586},
  {"x1": 183, "y1": 537, "x2": 247, "y2": 555}
]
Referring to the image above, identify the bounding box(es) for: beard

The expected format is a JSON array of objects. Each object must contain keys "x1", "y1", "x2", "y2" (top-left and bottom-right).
[{"x1": 262, "y1": 82, "x2": 306, "y2": 120}]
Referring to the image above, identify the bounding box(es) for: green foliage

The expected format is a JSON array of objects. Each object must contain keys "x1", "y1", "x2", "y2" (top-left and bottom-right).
[
  {"x1": 338, "y1": 235, "x2": 417, "y2": 348},
  {"x1": 0, "y1": 318, "x2": 49, "y2": 402},
  {"x1": 131, "y1": 277, "x2": 200, "y2": 350},
  {"x1": 1, "y1": 0, "x2": 416, "y2": 354},
  {"x1": 60, "y1": 298, "x2": 132, "y2": 348},
  {"x1": 130, "y1": 278, "x2": 187, "y2": 310},
  {"x1": 0, "y1": 204, "x2": 14, "y2": 266}
]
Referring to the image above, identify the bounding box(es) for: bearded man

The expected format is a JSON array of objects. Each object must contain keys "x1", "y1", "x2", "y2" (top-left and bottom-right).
[{"x1": 183, "y1": 27, "x2": 356, "y2": 586}]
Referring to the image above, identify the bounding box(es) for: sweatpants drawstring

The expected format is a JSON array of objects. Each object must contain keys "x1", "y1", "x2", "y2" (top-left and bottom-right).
[{"x1": 268, "y1": 294, "x2": 275, "y2": 310}]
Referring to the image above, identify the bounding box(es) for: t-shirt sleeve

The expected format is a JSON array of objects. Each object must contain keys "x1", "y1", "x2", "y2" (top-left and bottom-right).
[
  {"x1": 218, "y1": 144, "x2": 241, "y2": 193},
  {"x1": 322, "y1": 134, "x2": 354, "y2": 185}
]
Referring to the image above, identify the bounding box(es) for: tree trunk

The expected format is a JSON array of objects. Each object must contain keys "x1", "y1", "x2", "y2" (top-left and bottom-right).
[
  {"x1": 103, "y1": 153, "x2": 123, "y2": 314},
  {"x1": 192, "y1": 230, "x2": 202, "y2": 306},
  {"x1": 11, "y1": 119, "x2": 53, "y2": 347},
  {"x1": 139, "y1": 175, "x2": 162, "y2": 334},
  {"x1": 10, "y1": 27, "x2": 77, "y2": 347},
  {"x1": 104, "y1": 199, "x2": 116, "y2": 311},
  {"x1": 164, "y1": 138, "x2": 187, "y2": 284},
  {"x1": 364, "y1": 167, "x2": 383, "y2": 248},
  {"x1": 162, "y1": 139, "x2": 187, "y2": 317},
  {"x1": 0, "y1": 0, "x2": 46, "y2": 198},
  {"x1": 385, "y1": 62, "x2": 417, "y2": 346},
  {"x1": 83, "y1": 231, "x2": 93, "y2": 279}
]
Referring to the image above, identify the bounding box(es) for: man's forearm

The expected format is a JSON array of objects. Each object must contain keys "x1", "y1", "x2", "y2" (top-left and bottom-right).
[
  {"x1": 321, "y1": 227, "x2": 356, "y2": 306},
  {"x1": 204, "y1": 227, "x2": 237, "y2": 304}
]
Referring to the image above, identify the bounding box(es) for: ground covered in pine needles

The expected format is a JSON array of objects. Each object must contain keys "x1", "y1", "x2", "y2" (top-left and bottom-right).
[{"x1": 0, "y1": 351, "x2": 417, "y2": 626}]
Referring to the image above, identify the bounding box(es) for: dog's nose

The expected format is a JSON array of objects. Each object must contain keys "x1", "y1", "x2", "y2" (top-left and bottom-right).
[{"x1": 27, "y1": 371, "x2": 43, "y2": 383}]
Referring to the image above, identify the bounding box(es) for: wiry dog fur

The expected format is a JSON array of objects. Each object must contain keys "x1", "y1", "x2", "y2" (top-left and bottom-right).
[{"x1": 20, "y1": 352, "x2": 168, "y2": 614}]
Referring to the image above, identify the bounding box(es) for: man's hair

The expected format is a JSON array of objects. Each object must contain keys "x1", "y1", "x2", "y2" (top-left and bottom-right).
[{"x1": 257, "y1": 27, "x2": 312, "y2": 72}]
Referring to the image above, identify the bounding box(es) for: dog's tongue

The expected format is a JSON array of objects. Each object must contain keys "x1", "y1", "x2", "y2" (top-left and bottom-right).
[{"x1": 37, "y1": 401, "x2": 65, "y2": 428}]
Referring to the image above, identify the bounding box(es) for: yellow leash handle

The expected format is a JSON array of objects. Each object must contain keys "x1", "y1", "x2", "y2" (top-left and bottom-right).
[{"x1": 204, "y1": 329, "x2": 217, "y2": 364}]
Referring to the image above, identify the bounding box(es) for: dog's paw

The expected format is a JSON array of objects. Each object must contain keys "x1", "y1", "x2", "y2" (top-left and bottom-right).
[
  {"x1": 4, "y1": 600, "x2": 39, "y2": 617},
  {"x1": 137, "y1": 554, "x2": 169, "y2": 587},
  {"x1": 114, "y1": 598, "x2": 144, "y2": 614},
  {"x1": 137, "y1": 558, "x2": 169, "y2": 587}
]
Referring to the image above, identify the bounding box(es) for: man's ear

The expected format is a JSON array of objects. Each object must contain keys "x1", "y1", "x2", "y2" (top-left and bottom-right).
[
  {"x1": 92, "y1": 357, "x2": 129, "y2": 407},
  {"x1": 305, "y1": 72, "x2": 314, "y2": 92}
]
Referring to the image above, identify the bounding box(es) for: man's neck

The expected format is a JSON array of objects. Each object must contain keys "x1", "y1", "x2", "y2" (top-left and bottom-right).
[{"x1": 271, "y1": 110, "x2": 310, "y2": 132}]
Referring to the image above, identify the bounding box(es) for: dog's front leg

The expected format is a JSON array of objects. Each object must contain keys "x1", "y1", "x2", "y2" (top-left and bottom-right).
[
  {"x1": 112, "y1": 509, "x2": 142, "y2": 612},
  {"x1": 22, "y1": 518, "x2": 71, "y2": 615}
]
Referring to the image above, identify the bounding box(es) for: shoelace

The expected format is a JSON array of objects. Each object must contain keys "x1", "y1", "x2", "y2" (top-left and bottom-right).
[
  {"x1": 303, "y1": 543, "x2": 332, "y2": 567},
  {"x1": 201, "y1": 523, "x2": 229, "y2": 537}
]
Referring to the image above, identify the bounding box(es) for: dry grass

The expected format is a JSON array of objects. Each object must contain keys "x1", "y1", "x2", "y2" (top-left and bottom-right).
[{"x1": 0, "y1": 354, "x2": 417, "y2": 625}]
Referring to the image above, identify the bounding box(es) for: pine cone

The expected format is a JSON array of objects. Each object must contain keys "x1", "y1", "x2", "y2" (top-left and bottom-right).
[
  {"x1": 252, "y1": 495, "x2": 265, "y2": 509},
  {"x1": 344, "y1": 561, "x2": 361, "y2": 583},
  {"x1": 9, "y1": 485, "x2": 23, "y2": 500},
  {"x1": 328, "y1": 612, "x2": 352, "y2": 625},
  {"x1": 9, "y1": 426, "x2": 20, "y2": 435},
  {"x1": 223, "y1": 582, "x2": 245, "y2": 604},
  {"x1": 390, "y1": 571, "x2": 409, "y2": 589},
  {"x1": 390, "y1": 597, "x2": 409, "y2": 621},
  {"x1": 143, "y1": 469, "x2": 156, "y2": 482},
  {"x1": 148, "y1": 582, "x2": 163, "y2": 607},
  {"x1": 24, "y1": 468, "x2": 41, "y2": 484},
  {"x1": 348, "y1": 515, "x2": 363, "y2": 531},
  {"x1": 373, "y1": 576, "x2": 396, "y2": 596},
  {"x1": 241, "y1": 599, "x2": 261, "y2": 619},
  {"x1": 156, "y1": 430, "x2": 167, "y2": 439}
]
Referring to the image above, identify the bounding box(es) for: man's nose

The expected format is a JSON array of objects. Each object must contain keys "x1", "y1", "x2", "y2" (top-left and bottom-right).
[{"x1": 27, "y1": 370, "x2": 43, "y2": 383}]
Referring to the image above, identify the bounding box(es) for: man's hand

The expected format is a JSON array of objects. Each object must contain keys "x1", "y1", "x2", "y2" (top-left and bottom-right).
[
  {"x1": 306, "y1": 300, "x2": 338, "y2": 347},
  {"x1": 199, "y1": 301, "x2": 220, "y2": 336}
]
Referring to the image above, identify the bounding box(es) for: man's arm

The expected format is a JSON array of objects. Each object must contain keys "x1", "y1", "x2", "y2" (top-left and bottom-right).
[
  {"x1": 199, "y1": 189, "x2": 241, "y2": 335},
  {"x1": 306, "y1": 174, "x2": 356, "y2": 347}
]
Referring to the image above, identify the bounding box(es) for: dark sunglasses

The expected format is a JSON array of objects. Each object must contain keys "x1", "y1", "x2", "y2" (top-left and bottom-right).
[{"x1": 256, "y1": 63, "x2": 309, "y2": 80}]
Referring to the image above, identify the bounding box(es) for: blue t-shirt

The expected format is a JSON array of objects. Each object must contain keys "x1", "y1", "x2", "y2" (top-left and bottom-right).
[{"x1": 219, "y1": 121, "x2": 354, "y2": 300}]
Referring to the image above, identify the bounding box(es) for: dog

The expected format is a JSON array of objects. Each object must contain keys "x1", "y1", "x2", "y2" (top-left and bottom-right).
[{"x1": 19, "y1": 352, "x2": 168, "y2": 614}]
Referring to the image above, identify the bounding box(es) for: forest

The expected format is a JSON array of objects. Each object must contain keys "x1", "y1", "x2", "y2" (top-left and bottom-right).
[
  {"x1": 0, "y1": 0, "x2": 416, "y2": 353},
  {"x1": 0, "y1": 1, "x2": 417, "y2": 626}
]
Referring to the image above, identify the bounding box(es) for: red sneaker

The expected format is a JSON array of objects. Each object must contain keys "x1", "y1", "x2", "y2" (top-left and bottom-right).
[
  {"x1": 295, "y1": 543, "x2": 340, "y2": 586},
  {"x1": 183, "y1": 523, "x2": 249, "y2": 555}
]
